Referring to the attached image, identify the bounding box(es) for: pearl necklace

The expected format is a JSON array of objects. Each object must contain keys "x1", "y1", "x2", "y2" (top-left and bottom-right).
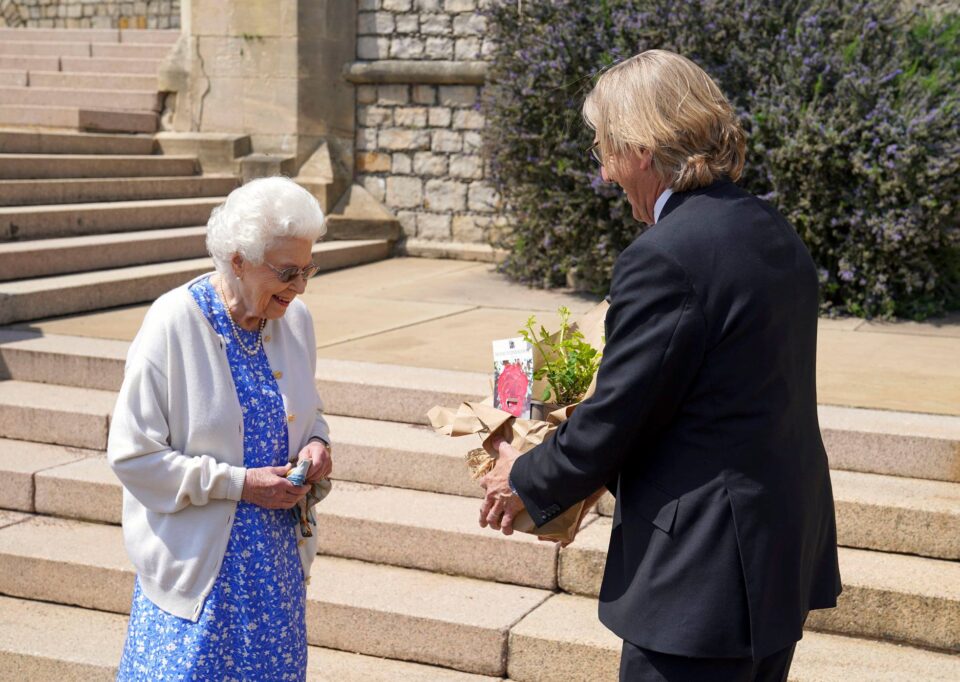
[{"x1": 218, "y1": 278, "x2": 266, "y2": 356}]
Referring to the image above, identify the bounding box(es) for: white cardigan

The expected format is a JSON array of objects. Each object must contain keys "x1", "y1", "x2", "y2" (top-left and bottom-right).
[{"x1": 107, "y1": 273, "x2": 331, "y2": 621}]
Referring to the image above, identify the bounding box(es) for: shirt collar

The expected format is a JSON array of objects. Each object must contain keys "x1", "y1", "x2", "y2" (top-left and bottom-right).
[{"x1": 654, "y1": 187, "x2": 674, "y2": 223}]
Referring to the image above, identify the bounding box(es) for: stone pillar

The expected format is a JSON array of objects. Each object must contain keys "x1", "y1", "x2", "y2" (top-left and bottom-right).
[{"x1": 168, "y1": 0, "x2": 355, "y2": 188}]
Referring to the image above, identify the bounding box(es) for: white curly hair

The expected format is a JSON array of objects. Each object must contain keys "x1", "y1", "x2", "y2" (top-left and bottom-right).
[{"x1": 206, "y1": 176, "x2": 326, "y2": 273}]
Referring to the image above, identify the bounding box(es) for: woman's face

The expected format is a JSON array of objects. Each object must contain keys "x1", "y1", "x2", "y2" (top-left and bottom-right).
[{"x1": 233, "y1": 237, "x2": 314, "y2": 320}]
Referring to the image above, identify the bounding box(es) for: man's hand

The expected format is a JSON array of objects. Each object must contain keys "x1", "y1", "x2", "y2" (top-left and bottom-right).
[
  {"x1": 298, "y1": 439, "x2": 332, "y2": 482},
  {"x1": 479, "y1": 437, "x2": 526, "y2": 535},
  {"x1": 241, "y1": 465, "x2": 310, "y2": 509}
]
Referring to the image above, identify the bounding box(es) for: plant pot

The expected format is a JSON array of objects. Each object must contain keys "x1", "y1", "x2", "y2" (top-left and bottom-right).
[{"x1": 530, "y1": 400, "x2": 560, "y2": 421}]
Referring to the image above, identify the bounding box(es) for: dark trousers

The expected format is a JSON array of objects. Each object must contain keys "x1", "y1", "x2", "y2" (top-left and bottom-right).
[{"x1": 619, "y1": 640, "x2": 797, "y2": 682}]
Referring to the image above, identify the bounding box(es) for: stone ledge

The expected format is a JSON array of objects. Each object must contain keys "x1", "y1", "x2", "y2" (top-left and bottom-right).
[
  {"x1": 403, "y1": 238, "x2": 506, "y2": 263},
  {"x1": 345, "y1": 60, "x2": 488, "y2": 85}
]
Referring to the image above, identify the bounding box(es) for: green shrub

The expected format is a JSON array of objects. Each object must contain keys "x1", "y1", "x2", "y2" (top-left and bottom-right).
[{"x1": 483, "y1": 0, "x2": 960, "y2": 318}]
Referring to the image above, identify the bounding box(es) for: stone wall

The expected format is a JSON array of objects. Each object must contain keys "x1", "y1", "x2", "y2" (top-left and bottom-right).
[
  {"x1": 353, "y1": 0, "x2": 502, "y2": 249},
  {"x1": 0, "y1": 0, "x2": 179, "y2": 29},
  {"x1": 356, "y1": 0, "x2": 493, "y2": 62}
]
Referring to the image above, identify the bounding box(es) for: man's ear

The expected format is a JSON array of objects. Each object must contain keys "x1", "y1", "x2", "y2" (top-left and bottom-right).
[{"x1": 632, "y1": 147, "x2": 653, "y2": 172}]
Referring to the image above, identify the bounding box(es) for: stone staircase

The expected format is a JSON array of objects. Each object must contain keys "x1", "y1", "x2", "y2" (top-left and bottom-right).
[
  {"x1": 0, "y1": 126, "x2": 394, "y2": 326},
  {"x1": 0, "y1": 27, "x2": 179, "y2": 133},
  {"x1": 0, "y1": 330, "x2": 957, "y2": 680}
]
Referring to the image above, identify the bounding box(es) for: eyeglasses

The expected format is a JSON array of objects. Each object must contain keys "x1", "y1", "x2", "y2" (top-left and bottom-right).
[
  {"x1": 587, "y1": 141, "x2": 603, "y2": 167},
  {"x1": 265, "y1": 261, "x2": 321, "y2": 283}
]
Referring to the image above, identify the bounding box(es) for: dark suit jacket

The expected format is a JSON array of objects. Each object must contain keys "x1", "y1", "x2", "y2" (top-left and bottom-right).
[{"x1": 511, "y1": 179, "x2": 842, "y2": 659}]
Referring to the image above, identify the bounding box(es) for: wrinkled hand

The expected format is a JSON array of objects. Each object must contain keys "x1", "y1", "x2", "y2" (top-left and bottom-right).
[
  {"x1": 298, "y1": 439, "x2": 332, "y2": 482},
  {"x1": 479, "y1": 437, "x2": 526, "y2": 535},
  {"x1": 241, "y1": 465, "x2": 310, "y2": 509}
]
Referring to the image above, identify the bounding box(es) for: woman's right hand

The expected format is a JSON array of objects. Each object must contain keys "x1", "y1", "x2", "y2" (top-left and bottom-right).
[{"x1": 241, "y1": 465, "x2": 310, "y2": 509}]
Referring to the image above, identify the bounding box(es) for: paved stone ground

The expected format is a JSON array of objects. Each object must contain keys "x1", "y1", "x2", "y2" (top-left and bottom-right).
[{"x1": 12, "y1": 257, "x2": 960, "y2": 416}]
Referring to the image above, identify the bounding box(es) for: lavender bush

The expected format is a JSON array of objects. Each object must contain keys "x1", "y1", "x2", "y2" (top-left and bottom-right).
[{"x1": 483, "y1": 0, "x2": 959, "y2": 318}]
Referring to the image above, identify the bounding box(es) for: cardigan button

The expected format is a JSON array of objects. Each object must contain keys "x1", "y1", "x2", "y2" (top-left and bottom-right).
[
  {"x1": 287, "y1": 414, "x2": 296, "y2": 423},
  {"x1": 264, "y1": 334, "x2": 272, "y2": 342},
  {"x1": 273, "y1": 370, "x2": 283, "y2": 379}
]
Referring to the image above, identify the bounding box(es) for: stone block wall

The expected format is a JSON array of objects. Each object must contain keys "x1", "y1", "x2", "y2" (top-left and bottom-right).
[
  {"x1": 356, "y1": 0, "x2": 493, "y2": 62},
  {"x1": 0, "y1": 0, "x2": 179, "y2": 29},
  {"x1": 356, "y1": 81, "x2": 504, "y2": 243},
  {"x1": 354, "y1": 0, "x2": 503, "y2": 248}
]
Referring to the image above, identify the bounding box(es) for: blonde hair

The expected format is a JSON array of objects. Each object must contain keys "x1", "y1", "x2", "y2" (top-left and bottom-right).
[{"x1": 583, "y1": 49, "x2": 746, "y2": 192}]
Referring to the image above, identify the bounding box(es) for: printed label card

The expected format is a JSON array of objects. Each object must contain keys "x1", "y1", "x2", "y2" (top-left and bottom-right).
[{"x1": 492, "y1": 337, "x2": 534, "y2": 418}]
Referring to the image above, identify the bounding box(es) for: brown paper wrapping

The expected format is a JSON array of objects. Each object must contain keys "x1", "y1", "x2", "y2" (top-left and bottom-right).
[
  {"x1": 426, "y1": 400, "x2": 585, "y2": 541},
  {"x1": 426, "y1": 300, "x2": 610, "y2": 543}
]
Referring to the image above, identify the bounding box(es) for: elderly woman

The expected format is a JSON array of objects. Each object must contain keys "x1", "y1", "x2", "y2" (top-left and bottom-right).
[
  {"x1": 108, "y1": 176, "x2": 332, "y2": 681},
  {"x1": 482, "y1": 50, "x2": 841, "y2": 681}
]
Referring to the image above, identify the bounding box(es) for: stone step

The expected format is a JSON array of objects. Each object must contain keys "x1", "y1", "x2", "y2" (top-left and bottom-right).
[
  {"x1": 807, "y1": 547, "x2": 960, "y2": 652},
  {"x1": 0, "y1": 596, "x2": 497, "y2": 682},
  {"x1": 0, "y1": 196, "x2": 223, "y2": 241},
  {"x1": 0, "y1": 407, "x2": 477, "y2": 503},
  {"x1": 595, "y1": 468, "x2": 960, "y2": 560},
  {"x1": 0, "y1": 332, "x2": 957, "y2": 485},
  {"x1": 0, "y1": 259, "x2": 209, "y2": 325},
  {"x1": 0, "y1": 70, "x2": 25, "y2": 87},
  {"x1": 0, "y1": 381, "x2": 114, "y2": 451},
  {"x1": 89, "y1": 43, "x2": 171, "y2": 60},
  {"x1": 0, "y1": 56, "x2": 60, "y2": 72},
  {"x1": 0, "y1": 175, "x2": 237, "y2": 207},
  {"x1": 0, "y1": 86, "x2": 161, "y2": 112},
  {"x1": 0, "y1": 105, "x2": 157, "y2": 133},
  {"x1": 0, "y1": 225, "x2": 209, "y2": 280},
  {"x1": 325, "y1": 213, "x2": 403, "y2": 241},
  {"x1": 0, "y1": 239, "x2": 391, "y2": 325},
  {"x1": 2, "y1": 400, "x2": 955, "y2": 561},
  {"x1": 0, "y1": 332, "x2": 128, "y2": 392},
  {"x1": 0, "y1": 333, "x2": 490, "y2": 426},
  {"x1": 819, "y1": 404, "x2": 960, "y2": 483},
  {"x1": 0, "y1": 41, "x2": 91, "y2": 57},
  {"x1": 507, "y1": 592, "x2": 960, "y2": 682},
  {"x1": 0, "y1": 438, "x2": 98, "y2": 513},
  {"x1": 0, "y1": 28, "x2": 121, "y2": 43},
  {"x1": 0, "y1": 516, "x2": 551, "y2": 676},
  {"x1": 17, "y1": 449, "x2": 554, "y2": 588},
  {"x1": 119, "y1": 29, "x2": 180, "y2": 45},
  {"x1": 0, "y1": 152, "x2": 195, "y2": 179},
  {"x1": 830, "y1": 468, "x2": 960, "y2": 560},
  {"x1": 26, "y1": 70, "x2": 157, "y2": 91},
  {"x1": 0, "y1": 410, "x2": 476, "y2": 515},
  {"x1": 317, "y1": 360, "x2": 489, "y2": 426},
  {"x1": 59, "y1": 56, "x2": 160, "y2": 75},
  {"x1": 328, "y1": 414, "x2": 482, "y2": 498},
  {"x1": 0, "y1": 129, "x2": 155, "y2": 155},
  {"x1": 559, "y1": 517, "x2": 960, "y2": 652}
]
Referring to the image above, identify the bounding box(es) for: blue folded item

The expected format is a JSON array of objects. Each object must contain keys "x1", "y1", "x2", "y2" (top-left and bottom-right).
[{"x1": 285, "y1": 460, "x2": 330, "y2": 537}]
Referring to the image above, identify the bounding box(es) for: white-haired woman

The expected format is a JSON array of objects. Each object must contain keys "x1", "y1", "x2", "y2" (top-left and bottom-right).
[{"x1": 109, "y1": 176, "x2": 332, "y2": 681}]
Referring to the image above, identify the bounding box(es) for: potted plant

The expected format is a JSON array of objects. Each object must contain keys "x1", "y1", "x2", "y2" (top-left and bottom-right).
[{"x1": 519, "y1": 305, "x2": 603, "y2": 419}]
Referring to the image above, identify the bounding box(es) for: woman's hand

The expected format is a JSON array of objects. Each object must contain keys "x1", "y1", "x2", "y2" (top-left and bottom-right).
[
  {"x1": 297, "y1": 439, "x2": 333, "y2": 482},
  {"x1": 241, "y1": 465, "x2": 310, "y2": 509}
]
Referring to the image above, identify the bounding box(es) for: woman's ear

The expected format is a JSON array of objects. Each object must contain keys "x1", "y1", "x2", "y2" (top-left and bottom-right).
[{"x1": 231, "y1": 254, "x2": 244, "y2": 279}]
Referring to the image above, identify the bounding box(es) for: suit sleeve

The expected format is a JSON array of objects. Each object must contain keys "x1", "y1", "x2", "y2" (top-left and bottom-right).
[{"x1": 510, "y1": 240, "x2": 706, "y2": 526}]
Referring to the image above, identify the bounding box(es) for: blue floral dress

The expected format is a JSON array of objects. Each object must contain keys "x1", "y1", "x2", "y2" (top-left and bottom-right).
[{"x1": 117, "y1": 276, "x2": 308, "y2": 681}]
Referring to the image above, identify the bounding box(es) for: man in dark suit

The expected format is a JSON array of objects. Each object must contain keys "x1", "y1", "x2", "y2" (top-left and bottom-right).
[{"x1": 480, "y1": 50, "x2": 842, "y2": 681}]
